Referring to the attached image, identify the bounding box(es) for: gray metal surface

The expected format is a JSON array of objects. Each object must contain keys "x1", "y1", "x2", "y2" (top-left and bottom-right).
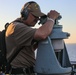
[{"x1": 34, "y1": 25, "x2": 72, "y2": 74}]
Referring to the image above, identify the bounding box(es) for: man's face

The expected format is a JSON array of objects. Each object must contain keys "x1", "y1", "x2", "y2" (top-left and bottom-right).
[{"x1": 25, "y1": 13, "x2": 39, "y2": 26}]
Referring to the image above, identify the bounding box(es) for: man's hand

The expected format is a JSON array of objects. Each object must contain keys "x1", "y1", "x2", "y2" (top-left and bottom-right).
[{"x1": 47, "y1": 10, "x2": 60, "y2": 20}]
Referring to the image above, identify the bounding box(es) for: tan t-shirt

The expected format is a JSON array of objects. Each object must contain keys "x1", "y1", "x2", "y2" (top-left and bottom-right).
[{"x1": 5, "y1": 22, "x2": 37, "y2": 68}]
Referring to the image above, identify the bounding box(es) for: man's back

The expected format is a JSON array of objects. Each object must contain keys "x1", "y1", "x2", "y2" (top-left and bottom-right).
[{"x1": 5, "y1": 21, "x2": 36, "y2": 67}]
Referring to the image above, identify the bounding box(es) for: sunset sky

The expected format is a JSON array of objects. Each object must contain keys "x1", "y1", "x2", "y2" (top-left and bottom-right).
[{"x1": 0, "y1": 0, "x2": 76, "y2": 44}]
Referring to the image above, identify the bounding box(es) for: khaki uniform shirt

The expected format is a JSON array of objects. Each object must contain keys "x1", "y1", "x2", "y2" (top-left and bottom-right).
[{"x1": 5, "y1": 21, "x2": 37, "y2": 68}]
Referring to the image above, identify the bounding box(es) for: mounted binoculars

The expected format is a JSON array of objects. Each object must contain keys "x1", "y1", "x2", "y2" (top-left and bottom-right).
[
  {"x1": 38, "y1": 15, "x2": 62, "y2": 25},
  {"x1": 34, "y1": 15, "x2": 74, "y2": 75}
]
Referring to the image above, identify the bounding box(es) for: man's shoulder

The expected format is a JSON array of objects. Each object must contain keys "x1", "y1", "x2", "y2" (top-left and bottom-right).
[{"x1": 13, "y1": 21, "x2": 27, "y2": 28}]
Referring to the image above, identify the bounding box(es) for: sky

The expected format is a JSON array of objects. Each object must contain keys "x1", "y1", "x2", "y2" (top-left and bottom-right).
[{"x1": 0, "y1": 0, "x2": 76, "y2": 44}]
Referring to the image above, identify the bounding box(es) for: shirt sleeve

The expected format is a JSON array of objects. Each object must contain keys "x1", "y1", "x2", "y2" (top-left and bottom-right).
[{"x1": 14, "y1": 22, "x2": 37, "y2": 46}]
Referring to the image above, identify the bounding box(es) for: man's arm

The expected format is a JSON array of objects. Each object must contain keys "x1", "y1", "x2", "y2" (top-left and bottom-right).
[{"x1": 34, "y1": 10, "x2": 60, "y2": 40}]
